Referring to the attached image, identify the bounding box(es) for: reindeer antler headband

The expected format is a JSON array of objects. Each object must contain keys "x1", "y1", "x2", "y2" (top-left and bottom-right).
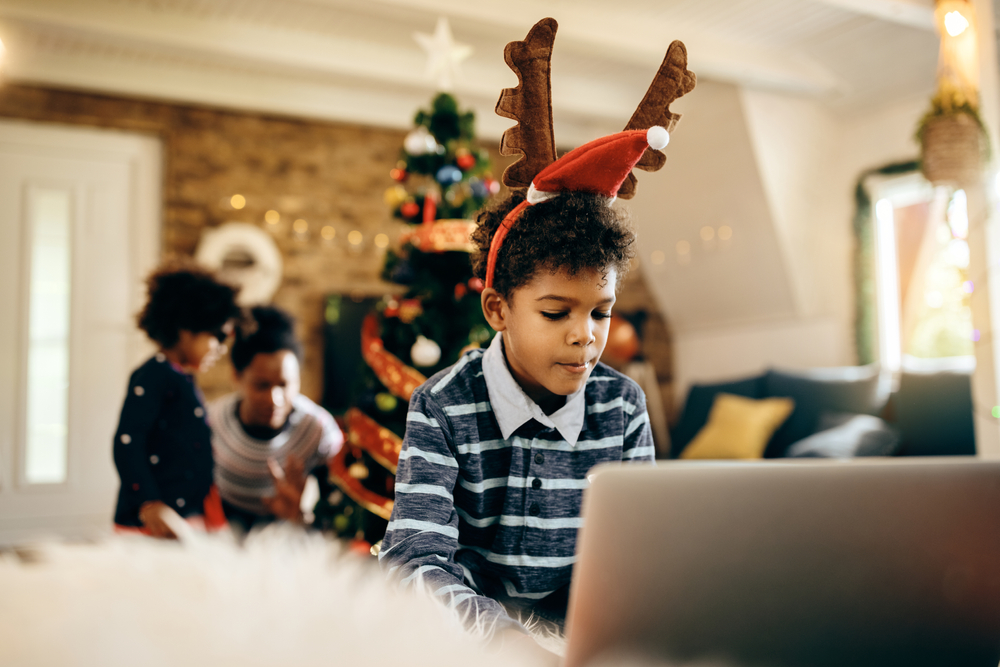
[{"x1": 485, "y1": 17, "x2": 697, "y2": 289}]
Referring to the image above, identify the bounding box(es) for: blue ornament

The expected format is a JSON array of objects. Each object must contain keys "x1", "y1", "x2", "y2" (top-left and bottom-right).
[
  {"x1": 390, "y1": 261, "x2": 415, "y2": 285},
  {"x1": 436, "y1": 165, "x2": 462, "y2": 185},
  {"x1": 469, "y1": 179, "x2": 488, "y2": 198}
]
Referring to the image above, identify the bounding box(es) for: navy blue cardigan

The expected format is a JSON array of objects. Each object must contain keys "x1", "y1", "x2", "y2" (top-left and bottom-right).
[{"x1": 113, "y1": 354, "x2": 215, "y2": 527}]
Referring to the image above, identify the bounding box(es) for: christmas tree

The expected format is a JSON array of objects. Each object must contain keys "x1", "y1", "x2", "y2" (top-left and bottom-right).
[{"x1": 315, "y1": 93, "x2": 497, "y2": 550}]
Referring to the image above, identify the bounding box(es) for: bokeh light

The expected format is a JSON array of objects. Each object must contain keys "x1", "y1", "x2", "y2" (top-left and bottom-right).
[
  {"x1": 676, "y1": 240, "x2": 691, "y2": 255},
  {"x1": 651, "y1": 250, "x2": 665, "y2": 265},
  {"x1": 321, "y1": 226, "x2": 336, "y2": 240},
  {"x1": 264, "y1": 210, "x2": 280, "y2": 225},
  {"x1": 293, "y1": 219, "x2": 308, "y2": 234},
  {"x1": 348, "y1": 230, "x2": 363, "y2": 246},
  {"x1": 700, "y1": 226, "x2": 715, "y2": 241},
  {"x1": 231, "y1": 194, "x2": 246, "y2": 210},
  {"x1": 718, "y1": 225, "x2": 733, "y2": 241},
  {"x1": 374, "y1": 233, "x2": 389, "y2": 249}
]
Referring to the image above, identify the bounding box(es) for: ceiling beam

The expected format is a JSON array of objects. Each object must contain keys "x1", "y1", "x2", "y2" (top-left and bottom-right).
[{"x1": 811, "y1": 0, "x2": 936, "y2": 31}]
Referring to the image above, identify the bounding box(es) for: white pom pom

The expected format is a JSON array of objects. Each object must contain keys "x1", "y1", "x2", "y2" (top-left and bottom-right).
[{"x1": 646, "y1": 126, "x2": 670, "y2": 150}]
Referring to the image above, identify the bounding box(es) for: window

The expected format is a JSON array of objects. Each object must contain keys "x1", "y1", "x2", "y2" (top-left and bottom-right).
[
  {"x1": 873, "y1": 176, "x2": 973, "y2": 372},
  {"x1": 23, "y1": 187, "x2": 73, "y2": 484}
]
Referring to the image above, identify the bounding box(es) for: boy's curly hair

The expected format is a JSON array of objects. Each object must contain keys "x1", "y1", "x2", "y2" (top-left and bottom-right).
[
  {"x1": 470, "y1": 191, "x2": 636, "y2": 299},
  {"x1": 137, "y1": 264, "x2": 242, "y2": 348},
  {"x1": 230, "y1": 306, "x2": 302, "y2": 373}
]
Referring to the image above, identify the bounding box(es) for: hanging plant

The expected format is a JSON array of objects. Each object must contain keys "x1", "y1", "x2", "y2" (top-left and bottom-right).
[{"x1": 916, "y1": 0, "x2": 989, "y2": 187}]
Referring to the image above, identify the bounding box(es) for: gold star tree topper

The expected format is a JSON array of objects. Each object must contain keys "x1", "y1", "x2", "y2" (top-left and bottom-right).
[{"x1": 413, "y1": 17, "x2": 472, "y2": 91}]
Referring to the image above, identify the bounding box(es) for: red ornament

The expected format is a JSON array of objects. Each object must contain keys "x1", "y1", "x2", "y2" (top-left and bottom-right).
[
  {"x1": 400, "y1": 201, "x2": 420, "y2": 218},
  {"x1": 422, "y1": 193, "x2": 437, "y2": 223},
  {"x1": 454, "y1": 283, "x2": 468, "y2": 300},
  {"x1": 390, "y1": 168, "x2": 407, "y2": 182},
  {"x1": 468, "y1": 277, "x2": 484, "y2": 293},
  {"x1": 456, "y1": 154, "x2": 476, "y2": 170},
  {"x1": 603, "y1": 315, "x2": 640, "y2": 365}
]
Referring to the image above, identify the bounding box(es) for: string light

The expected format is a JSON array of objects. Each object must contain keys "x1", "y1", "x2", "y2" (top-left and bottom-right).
[{"x1": 230, "y1": 194, "x2": 246, "y2": 210}]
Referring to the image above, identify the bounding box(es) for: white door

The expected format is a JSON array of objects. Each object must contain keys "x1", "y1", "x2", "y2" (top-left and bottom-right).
[{"x1": 0, "y1": 119, "x2": 161, "y2": 545}]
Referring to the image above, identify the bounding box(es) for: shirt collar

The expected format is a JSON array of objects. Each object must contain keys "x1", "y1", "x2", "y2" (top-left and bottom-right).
[{"x1": 481, "y1": 331, "x2": 586, "y2": 446}]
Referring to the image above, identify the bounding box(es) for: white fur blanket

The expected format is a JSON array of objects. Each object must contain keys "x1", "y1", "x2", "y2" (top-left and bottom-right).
[{"x1": 0, "y1": 524, "x2": 545, "y2": 667}]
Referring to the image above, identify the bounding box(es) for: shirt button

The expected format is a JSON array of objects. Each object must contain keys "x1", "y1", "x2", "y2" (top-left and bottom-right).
[
  {"x1": 120, "y1": 434, "x2": 132, "y2": 445},
  {"x1": 134, "y1": 386, "x2": 145, "y2": 396},
  {"x1": 176, "y1": 498, "x2": 186, "y2": 508},
  {"x1": 155, "y1": 353, "x2": 166, "y2": 362},
  {"x1": 150, "y1": 455, "x2": 159, "y2": 465},
  {"x1": 534, "y1": 452, "x2": 544, "y2": 465},
  {"x1": 194, "y1": 407, "x2": 205, "y2": 418},
  {"x1": 529, "y1": 503, "x2": 541, "y2": 516},
  {"x1": 532, "y1": 478, "x2": 542, "y2": 490}
]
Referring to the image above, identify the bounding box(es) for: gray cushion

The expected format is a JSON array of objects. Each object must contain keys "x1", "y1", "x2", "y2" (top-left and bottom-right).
[
  {"x1": 763, "y1": 365, "x2": 885, "y2": 458},
  {"x1": 786, "y1": 412, "x2": 900, "y2": 458}
]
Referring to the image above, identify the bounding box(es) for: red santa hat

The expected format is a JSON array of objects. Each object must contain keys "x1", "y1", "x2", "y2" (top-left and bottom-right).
[{"x1": 485, "y1": 126, "x2": 670, "y2": 289}]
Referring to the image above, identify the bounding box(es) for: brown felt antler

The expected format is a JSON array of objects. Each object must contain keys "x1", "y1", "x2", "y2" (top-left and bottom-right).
[
  {"x1": 495, "y1": 17, "x2": 559, "y2": 189},
  {"x1": 617, "y1": 40, "x2": 697, "y2": 200}
]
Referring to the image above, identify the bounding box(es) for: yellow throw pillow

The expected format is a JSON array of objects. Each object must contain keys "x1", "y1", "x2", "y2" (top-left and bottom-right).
[{"x1": 680, "y1": 393, "x2": 795, "y2": 460}]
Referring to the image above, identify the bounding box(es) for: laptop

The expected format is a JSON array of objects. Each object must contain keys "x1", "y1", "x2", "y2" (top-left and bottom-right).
[{"x1": 563, "y1": 459, "x2": 1000, "y2": 667}]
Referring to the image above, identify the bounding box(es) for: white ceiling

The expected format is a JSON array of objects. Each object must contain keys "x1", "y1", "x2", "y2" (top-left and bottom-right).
[{"x1": 0, "y1": 0, "x2": 949, "y2": 143}]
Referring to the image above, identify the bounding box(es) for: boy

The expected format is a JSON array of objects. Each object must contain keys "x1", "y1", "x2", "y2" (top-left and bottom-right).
[
  {"x1": 379, "y1": 16, "x2": 693, "y2": 647},
  {"x1": 380, "y1": 129, "x2": 675, "y2": 639},
  {"x1": 210, "y1": 306, "x2": 343, "y2": 533}
]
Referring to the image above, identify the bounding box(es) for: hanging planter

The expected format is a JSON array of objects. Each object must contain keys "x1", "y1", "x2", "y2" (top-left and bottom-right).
[
  {"x1": 916, "y1": 0, "x2": 988, "y2": 187},
  {"x1": 918, "y1": 106, "x2": 987, "y2": 187}
]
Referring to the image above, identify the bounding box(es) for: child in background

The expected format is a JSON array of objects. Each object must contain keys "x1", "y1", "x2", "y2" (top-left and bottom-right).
[
  {"x1": 210, "y1": 305, "x2": 344, "y2": 534},
  {"x1": 378, "y1": 17, "x2": 693, "y2": 653},
  {"x1": 113, "y1": 264, "x2": 242, "y2": 538}
]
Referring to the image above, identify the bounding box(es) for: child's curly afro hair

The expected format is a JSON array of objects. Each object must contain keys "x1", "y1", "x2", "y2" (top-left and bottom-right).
[
  {"x1": 470, "y1": 191, "x2": 636, "y2": 299},
  {"x1": 137, "y1": 263, "x2": 242, "y2": 348},
  {"x1": 230, "y1": 306, "x2": 302, "y2": 373}
]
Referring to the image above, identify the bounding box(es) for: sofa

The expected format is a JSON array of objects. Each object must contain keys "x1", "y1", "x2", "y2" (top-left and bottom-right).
[{"x1": 669, "y1": 360, "x2": 976, "y2": 459}]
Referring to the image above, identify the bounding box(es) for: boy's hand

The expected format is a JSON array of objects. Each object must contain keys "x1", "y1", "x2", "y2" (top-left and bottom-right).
[
  {"x1": 138, "y1": 500, "x2": 179, "y2": 539},
  {"x1": 262, "y1": 455, "x2": 306, "y2": 522}
]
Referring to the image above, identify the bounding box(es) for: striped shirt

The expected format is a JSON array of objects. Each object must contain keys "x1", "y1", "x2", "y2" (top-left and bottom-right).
[
  {"x1": 209, "y1": 393, "x2": 343, "y2": 515},
  {"x1": 379, "y1": 332, "x2": 655, "y2": 634}
]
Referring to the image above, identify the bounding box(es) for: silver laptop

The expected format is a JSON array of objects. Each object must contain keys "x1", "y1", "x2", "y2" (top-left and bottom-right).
[{"x1": 564, "y1": 459, "x2": 1000, "y2": 667}]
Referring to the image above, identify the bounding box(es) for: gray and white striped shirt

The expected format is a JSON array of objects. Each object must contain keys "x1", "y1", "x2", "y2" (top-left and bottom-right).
[
  {"x1": 379, "y1": 332, "x2": 655, "y2": 634},
  {"x1": 209, "y1": 393, "x2": 343, "y2": 515}
]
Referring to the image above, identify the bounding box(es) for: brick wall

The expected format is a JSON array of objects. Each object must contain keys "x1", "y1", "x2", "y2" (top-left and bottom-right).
[{"x1": 0, "y1": 84, "x2": 673, "y2": 430}]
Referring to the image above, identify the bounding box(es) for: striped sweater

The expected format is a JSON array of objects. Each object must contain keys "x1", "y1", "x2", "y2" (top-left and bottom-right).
[
  {"x1": 379, "y1": 335, "x2": 655, "y2": 634},
  {"x1": 209, "y1": 393, "x2": 343, "y2": 515}
]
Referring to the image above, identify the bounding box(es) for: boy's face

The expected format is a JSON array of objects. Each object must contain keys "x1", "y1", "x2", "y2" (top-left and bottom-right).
[
  {"x1": 235, "y1": 349, "x2": 301, "y2": 430},
  {"x1": 483, "y1": 267, "x2": 616, "y2": 410}
]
